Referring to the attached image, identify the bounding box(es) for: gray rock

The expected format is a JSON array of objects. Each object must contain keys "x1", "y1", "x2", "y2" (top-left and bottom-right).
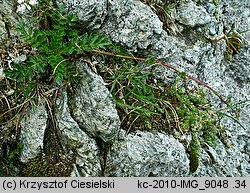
[
  {"x1": 0, "y1": 0, "x2": 18, "y2": 40},
  {"x1": 2, "y1": 0, "x2": 249, "y2": 177},
  {"x1": 13, "y1": 54, "x2": 27, "y2": 64},
  {"x1": 101, "y1": 0, "x2": 163, "y2": 50},
  {"x1": 59, "y1": 0, "x2": 250, "y2": 176},
  {"x1": 225, "y1": 46, "x2": 250, "y2": 86},
  {"x1": 56, "y1": 90, "x2": 102, "y2": 176},
  {"x1": 0, "y1": 16, "x2": 7, "y2": 41},
  {"x1": 0, "y1": 1, "x2": 9, "y2": 41},
  {"x1": 220, "y1": 0, "x2": 250, "y2": 40},
  {"x1": 176, "y1": 0, "x2": 211, "y2": 27},
  {"x1": 0, "y1": 67, "x2": 4, "y2": 80},
  {"x1": 105, "y1": 130, "x2": 189, "y2": 176},
  {"x1": 57, "y1": 0, "x2": 108, "y2": 29},
  {"x1": 19, "y1": 102, "x2": 47, "y2": 162},
  {"x1": 68, "y1": 62, "x2": 120, "y2": 142},
  {"x1": 58, "y1": 0, "x2": 163, "y2": 51},
  {"x1": 195, "y1": 140, "x2": 250, "y2": 177}
]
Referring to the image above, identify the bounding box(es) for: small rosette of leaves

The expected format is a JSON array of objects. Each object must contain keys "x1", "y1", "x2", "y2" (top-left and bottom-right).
[{"x1": 5, "y1": 3, "x2": 111, "y2": 87}]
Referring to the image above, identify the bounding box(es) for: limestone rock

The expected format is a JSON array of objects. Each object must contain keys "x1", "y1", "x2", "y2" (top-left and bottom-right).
[
  {"x1": 57, "y1": 0, "x2": 108, "y2": 29},
  {"x1": 1, "y1": 0, "x2": 249, "y2": 177},
  {"x1": 0, "y1": 15, "x2": 7, "y2": 41},
  {"x1": 19, "y1": 102, "x2": 47, "y2": 162},
  {"x1": 176, "y1": 0, "x2": 211, "y2": 27},
  {"x1": 105, "y1": 130, "x2": 189, "y2": 176},
  {"x1": 58, "y1": 0, "x2": 163, "y2": 51},
  {"x1": 68, "y1": 62, "x2": 121, "y2": 142},
  {"x1": 0, "y1": 0, "x2": 18, "y2": 40},
  {"x1": 56, "y1": 90, "x2": 101, "y2": 176},
  {"x1": 196, "y1": 141, "x2": 250, "y2": 176}
]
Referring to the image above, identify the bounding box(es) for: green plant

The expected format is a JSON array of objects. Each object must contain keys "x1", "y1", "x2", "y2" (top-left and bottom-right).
[
  {"x1": 206, "y1": 24, "x2": 249, "y2": 61},
  {"x1": 1, "y1": 0, "x2": 112, "y2": 176},
  {"x1": 212, "y1": 0, "x2": 220, "y2": 20},
  {"x1": 2, "y1": 0, "x2": 112, "y2": 121},
  {"x1": 223, "y1": 26, "x2": 250, "y2": 61},
  {"x1": 140, "y1": 0, "x2": 179, "y2": 35},
  {"x1": 108, "y1": 60, "x2": 163, "y2": 132},
  {"x1": 225, "y1": 30, "x2": 242, "y2": 55},
  {"x1": 0, "y1": 143, "x2": 23, "y2": 176},
  {"x1": 99, "y1": 55, "x2": 228, "y2": 172},
  {"x1": 91, "y1": 46, "x2": 246, "y2": 173},
  {"x1": 22, "y1": 153, "x2": 76, "y2": 177},
  {"x1": 6, "y1": 3, "x2": 111, "y2": 85},
  {"x1": 0, "y1": 0, "x2": 244, "y2": 175}
]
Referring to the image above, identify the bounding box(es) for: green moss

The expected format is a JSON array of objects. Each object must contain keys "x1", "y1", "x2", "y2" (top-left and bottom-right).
[
  {"x1": 22, "y1": 154, "x2": 76, "y2": 177},
  {"x1": 189, "y1": 149, "x2": 200, "y2": 173}
]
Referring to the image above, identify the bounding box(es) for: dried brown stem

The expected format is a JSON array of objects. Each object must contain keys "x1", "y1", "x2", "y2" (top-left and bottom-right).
[{"x1": 93, "y1": 49, "x2": 230, "y2": 107}]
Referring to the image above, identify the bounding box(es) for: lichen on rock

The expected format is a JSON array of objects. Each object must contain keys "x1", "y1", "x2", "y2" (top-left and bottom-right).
[
  {"x1": 105, "y1": 130, "x2": 189, "y2": 176},
  {"x1": 68, "y1": 62, "x2": 121, "y2": 143},
  {"x1": 0, "y1": 0, "x2": 249, "y2": 177}
]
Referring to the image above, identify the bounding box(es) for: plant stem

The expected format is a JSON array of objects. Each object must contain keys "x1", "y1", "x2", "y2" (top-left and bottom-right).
[{"x1": 93, "y1": 49, "x2": 230, "y2": 108}]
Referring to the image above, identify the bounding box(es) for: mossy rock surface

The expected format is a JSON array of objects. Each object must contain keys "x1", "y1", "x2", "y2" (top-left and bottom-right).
[{"x1": 22, "y1": 153, "x2": 76, "y2": 177}]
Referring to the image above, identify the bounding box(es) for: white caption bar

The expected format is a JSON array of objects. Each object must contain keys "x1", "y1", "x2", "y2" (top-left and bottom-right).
[{"x1": 0, "y1": 177, "x2": 249, "y2": 193}]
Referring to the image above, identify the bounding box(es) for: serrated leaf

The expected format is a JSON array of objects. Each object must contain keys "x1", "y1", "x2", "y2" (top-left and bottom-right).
[
  {"x1": 96, "y1": 36, "x2": 112, "y2": 49},
  {"x1": 16, "y1": 73, "x2": 25, "y2": 82},
  {"x1": 80, "y1": 35, "x2": 88, "y2": 46},
  {"x1": 36, "y1": 62, "x2": 46, "y2": 73},
  {"x1": 28, "y1": 27, "x2": 33, "y2": 36},
  {"x1": 55, "y1": 72, "x2": 64, "y2": 83},
  {"x1": 92, "y1": 34, "x2": 111, "y2": 49},
  {"x1": 89, "y1": 33, "x2": 99, "y2": 45},
  {"x1": 70, "y1": 15, "x2": 78, "y2": 22},
  {"x1": 26, "y1": 67, "x2": 35, "y2": 81},
  {"x1": 48, "y1": 55, "x2": 64, "y2": 67},
  {"x1": 67, "y1": 47, "x2": 75, "y2": 55}
]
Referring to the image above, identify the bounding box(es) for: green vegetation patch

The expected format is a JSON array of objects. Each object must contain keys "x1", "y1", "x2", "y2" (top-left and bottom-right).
[
  {"x1": 0, "y1": 0, "x2": 243, "y2": 176},
  {"x1": 1, "y1": 0, "x2": 111, "y2": 176},
  {"x1": 22, "y1": 154, "x2": 76, "y2": 177},
  {"x1": 99, "y1": 57, "x2": 228, "y2": 172},
  {"x1": 0, "y1": 143, "x2": 23, "y2": 177}
]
